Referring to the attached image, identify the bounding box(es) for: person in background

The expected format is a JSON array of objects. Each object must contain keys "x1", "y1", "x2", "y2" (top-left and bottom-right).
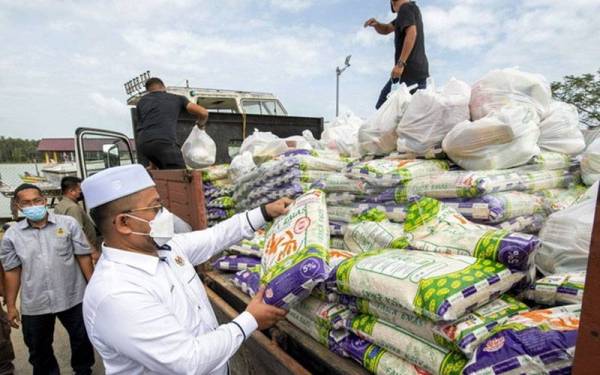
[
  {"x1": 0, "y1": 184, "x2": 95, "y2": 375},
  {"x1": 0, "y1": 262, "x2": 16, "y2": 375},
  {"x1": 364, "y1": 0, "x2": 429, "y2": 109},
  {"x1": 54, "y1": 176, "x2": 100, "y2": 263},
  {"x1": 81, "y1": 165, "x2": 290, "y2": 374},
  {"x1": 136, "y1": 77, "x2": 210, "y2": 170}
]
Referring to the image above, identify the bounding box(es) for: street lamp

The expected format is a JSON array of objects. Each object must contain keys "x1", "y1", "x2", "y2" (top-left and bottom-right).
[{"x1": 336, "y1": 55, "x2": 352, "y2": 117}]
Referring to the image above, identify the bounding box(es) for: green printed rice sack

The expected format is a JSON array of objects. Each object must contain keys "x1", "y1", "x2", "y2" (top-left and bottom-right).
[
  {"x1": 494, "y1": 214, "x2": 547, "y2": 234},
  {"x1": 349, "y1": 314, "x2": 466, "y2": 375},
  {"x1": 519, "y1": 151, "x2": 572, "y2": 171},
  {"x1": 343, "y1": 221, "x2": 407, "y2": 254},
  {"x1": 523, "y1": 271, "x2": 585, "y2": 305},
  {"x1": 330, "y1": 236, "x2": 348, "y2": 251},
  {"x1": 336, "y1": 249, "x2": 525, "y2": 322},
  {"x1": 534, "y1": 186, "x2": 587, "y2": 213},
  {"x1": 312, "y1": 173, "x2": 371, "y2": 194},
  {"x1": 346, "y1": 159, "x2": 450, "y2": 187},
  {"x1": 261, "y1": 190, "x2": 331, "y2": 308},
  {"x1": 442, "y1": 192, "x2": 544, "y2": 224},
  {"x1": 289, "y1": 296, "x2": 353, "y2": 331},
  {"x1": 404, "y1": 197, "x2": 540, "y2": 271}
]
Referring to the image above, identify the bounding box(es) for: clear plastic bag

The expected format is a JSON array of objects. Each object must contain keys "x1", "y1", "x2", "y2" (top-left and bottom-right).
[
  {"x1": 539, "y1": 101, "x2": 585, "y2": 155},
  {"x1": 581, "y1": 138, "x2": 600, "y2": 185},
  {"x1": 181, "y1": 127, "x2": 216, "y2": 169}
]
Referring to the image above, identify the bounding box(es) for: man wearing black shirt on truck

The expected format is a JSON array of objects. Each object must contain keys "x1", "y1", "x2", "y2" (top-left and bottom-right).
[
  {"x1": 364, "y1": 0, "x2": 429, "y2": 109},
  {"x1": 136, "y1": 77, "x2": 209, "y2": 169}
]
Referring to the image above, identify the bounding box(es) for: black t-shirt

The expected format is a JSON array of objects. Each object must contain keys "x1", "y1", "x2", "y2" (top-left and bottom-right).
[
  {"x1": 392, "y1": 1, "x2": 429, "y2": 81},
  {"x1": 136, "y1": 91, "x2": 190, "y2": 144}
]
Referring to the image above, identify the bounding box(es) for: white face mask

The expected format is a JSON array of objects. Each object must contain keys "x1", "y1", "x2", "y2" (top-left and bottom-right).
[{"x1": 126, "y1": 207, "x2": 175, "y2": 247}]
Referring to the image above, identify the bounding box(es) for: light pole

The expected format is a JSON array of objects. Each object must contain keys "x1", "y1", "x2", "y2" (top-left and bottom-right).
[{"x1": 336, "y1": 55, "x2": 352, "y2": 117}]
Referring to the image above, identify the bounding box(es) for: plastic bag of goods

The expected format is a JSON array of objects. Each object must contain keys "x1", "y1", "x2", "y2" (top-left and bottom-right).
[
  {"x1": 232, "y1": 267, "x2": 262, "y2": 297},
  {"x1": 522, "y1": 271, "x2": 585, "y2": 306},
  {"x1": 538, "y1": 101, "x2": 585, "y2": 155},
  {"x1": 336, "y1": 248, "x2": 525, "y2": 322},
  {"x1": 239, "y1": 130, "x2": 288, "y2": 160},
  {"x1": 181, "y1": 127, "x2": 217, "y2": 169},
  {"x1": 343, "y1": 220, "x2": 407, "y2": 254},
  {"x1": 348, "y1": 314, "x2": 466, "y2": 375},
  {"x1": 322, "y1": 112, "x2": 363, "y2": 157},
  {"x1": 261, "y1": 190, "x2": 330, "y2": 308},
  {"x1": 405, "y1": 197, "x2": 540, "y2": 271},
  {"x1": 212, "y1": 254, "x2": 261, "y2": 272},
  {"x1": 536, "y1": 182, "x2": 597, "y2": 275},
  {"x1": 334, "y1": 333, "x2": 430, "y2": 375},
  {"x1": 463, "y1": 304, "x2": 581, "y2": 375},
  {"x1": 229, "y1": 152, "x2": 256, "y2": 184},
  {"x1": 470, "y1": 68, "x2": 552, "y2": 121},
  {"x1": 581, "y1": 138, "x2": 600, "y2": 185},
  {"x1": 443, "y1": 104, "x2": 541, "y2": 170},
  {"x1": 396, "y1": 78, "x2": 471, "y2": 156},
  {"x1": 359, "y1": 83, "x2": 412, "y2": 156},
  {"x1": 200, "y1": 164, "x2": 229, "y2": 181},
  {"x1": 346, "y1": 158, "x2": 449, "y2": 188}
]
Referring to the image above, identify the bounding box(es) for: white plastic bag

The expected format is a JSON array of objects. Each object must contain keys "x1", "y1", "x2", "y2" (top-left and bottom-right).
[
  {"x1": 181, "y1": 127, "x2": 216, "y2": 169},
  {"x1": 442, "y1": 104, "x2": 541, "y2": 170},
  {"x1": 581, "y1": 139, "x2": 600, "y2": 185},
  {"x1": 229, "y1": 151, "x2": 256, "y2": 184},
  {"x1": 539, "y1": 102, "x2": 585, "y2": 155},
  {"x1": 470, "y1": 68, "x2": 552, "y2": 121},
  {"x1": 358, "y1": 83, "x2": 412, "y2": 156},
  {"x1": 536, "y1": 182, "x2": 598, "y2": 275},
  {"x1": 239, "y1": 130, "x2": 288, "y2": 160},
  {"x1": 396, "y1": 78, "x2": 471, "y2": 155},
  {"x1": 322, "y1": 112, "x2": 363, "y2": 157}
]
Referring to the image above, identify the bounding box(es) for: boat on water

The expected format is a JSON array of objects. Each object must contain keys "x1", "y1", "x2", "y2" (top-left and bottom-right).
[
  {"x1": 41, "y1": 162, "x2": 78, "y2": 185},
  {"x1": 19, "y1": 173, "x2": 48, "y2": 184}
]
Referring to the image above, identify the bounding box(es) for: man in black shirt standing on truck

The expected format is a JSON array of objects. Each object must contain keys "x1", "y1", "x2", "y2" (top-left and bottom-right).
[
  {"x1": 364, "y1": 0, "x2": 429, "y2": 109},
  {"x1": 136, "y1": 77, "x2": 209, "y2": 169}
]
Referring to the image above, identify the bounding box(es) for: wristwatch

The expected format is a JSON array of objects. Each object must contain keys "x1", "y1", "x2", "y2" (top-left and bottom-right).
[{"x1": 397, "y1": 59, "x2": 407, "y2": 68}]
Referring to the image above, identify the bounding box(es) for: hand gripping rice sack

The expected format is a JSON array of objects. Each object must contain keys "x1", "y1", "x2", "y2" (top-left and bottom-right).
[
  {"x1": 212, "y1": 255, "x2": 261, "y2": 272},
  {"x1": 346, "y1": 159, "x2": 450, "y2": 188},
  {"x1": 336, "y1": 248, "x2": 525, "y2": 322},
  {"x1": 494, "y1": 214, "x2": 547, "y2": 234},
  {"x1": 463, "y1": 304, "x2": 581, "y2": 375},
  {"x1": 538, "y1": 101, "x2": 585, "y2": 155},
  {"x1": 261, "y1": 190, "x2": 331, "y2": 307},
  {"x1": 443, "y1": 104, "x2": 541, "y2": 171},
  {"x1": 404, "y1": 197, "x2": 540, "y2": 271},
  {"x1": 523, "y1": 272, "x2": 585, "y2": 306},
  {"x1": 343, "y1": 220, "x2": 407, "y2": 254},
  {"x1": 335, "y1": 333, "x2": 431, "y2": 375},
  {"x1": 359, "y1": 83, "x2": 413, "y2": 156},
  {"x1": 469, "y1": 68, "x2": 552, "y2": 121},
  {"x1": 442, "y1": 192, "x2": 544, "y2": 224},
  {"x1": 232, "y1": 267, "x2": 262, "y2": 297},
  {"x1": 536, "y1": 183, "x2": 597, "y2": 275},
  {"x1": 581, "y1": 138, "x2": 600, "y2": 186},
  {"x1": 396, "y1": 78, "x2": 471, "y2": 156},
  {"x1": 349, "y1": 314, "x2": 467, "y2": 375}
]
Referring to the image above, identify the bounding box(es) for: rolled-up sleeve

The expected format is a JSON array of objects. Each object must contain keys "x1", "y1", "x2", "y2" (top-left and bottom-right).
[
  {"x1": 0, "y1": 233, "x2": 21, "y2": 271},
  {"x1": 66, "y1": 218, "x2": 92, "y2": 255},
  {"x1": 171, "y1": 208, "x2": 266, "y2": 266},
  {"x1": 93, "y1": 291, "x2": 256, "y2": 374}
]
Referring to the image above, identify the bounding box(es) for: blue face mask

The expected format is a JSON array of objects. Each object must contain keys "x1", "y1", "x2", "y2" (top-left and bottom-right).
[{"x1": 22, "y1": 205, "x2": 48, "y2": 222}]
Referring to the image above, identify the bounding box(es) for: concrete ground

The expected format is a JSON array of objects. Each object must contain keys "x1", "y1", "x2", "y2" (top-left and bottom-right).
[{"x1": 11, "y1": 316, "x2": 105, "y2": 374}]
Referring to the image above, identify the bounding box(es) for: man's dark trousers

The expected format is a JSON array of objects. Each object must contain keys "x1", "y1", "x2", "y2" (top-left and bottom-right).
[{"x1": 375, "y1": 77, "x2": 427, "y2": 109}]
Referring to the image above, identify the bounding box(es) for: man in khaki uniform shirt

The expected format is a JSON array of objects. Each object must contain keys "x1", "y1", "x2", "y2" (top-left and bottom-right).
[
  {"x1": 54, "y1": 176, "x2": 99, "y2": 262},
  {"x1": 0, "y1": 228, "x2": 15, "y2": 375}
]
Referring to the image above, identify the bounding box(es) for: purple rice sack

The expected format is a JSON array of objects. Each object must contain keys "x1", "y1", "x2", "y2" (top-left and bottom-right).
[
  {"x1": 232, "y1": 267, "x2": 261, "y2": 297},
  {"x1": 212, "y1": 255, "x2": 261, "y2": 272}
]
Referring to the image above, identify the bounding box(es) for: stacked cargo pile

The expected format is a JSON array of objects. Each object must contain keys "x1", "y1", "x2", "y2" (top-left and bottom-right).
[
  {"x1": 212, "y1": 67, "x2": 595, "y2": 375},
  {"x1": 201, "y1": 165, "x2": 236, "y2": 227}
]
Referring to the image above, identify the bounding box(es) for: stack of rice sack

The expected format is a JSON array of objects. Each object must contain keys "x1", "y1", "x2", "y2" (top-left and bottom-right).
[
  {"x1": 233, "y1": 150, "x2": 348, "y2": 211},
  {"x1": 201, "y1": 165, "x2": 237, "y2": 227},
  {"x1": 212, "y1": 229, "x2": 266, "y2": 275}
]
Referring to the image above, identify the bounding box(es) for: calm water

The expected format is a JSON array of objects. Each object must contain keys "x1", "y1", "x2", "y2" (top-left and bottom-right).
[{"x1": 0, "y1": 163, "x2": 43, "y2": 218}]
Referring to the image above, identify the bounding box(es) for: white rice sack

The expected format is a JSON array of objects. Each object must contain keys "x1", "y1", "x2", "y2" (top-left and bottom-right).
[
  {"x1": 330, "y1": 236, "x2": 348, "y2": 251},
  {"x1": 348, "y1": 314, "x2": 467, "y2": 375},
  {"x1": 539, "y1": 101, "x2": 585, "y2": 155},
  {"x1": 312, "y1": 173, "x2": 371, "y2": 194},
  {"x1": 359, "y1": 84, "x2": 413, "y2": 156},
  {"x1": 336, "y1": 248, "x2": 525, "y2": 322},
  {"x1": 523, "y1": 271, "x2": 585, "y2": 306},
  {"x1": 261, "y1": 190, "x2": 331, "y2": 308},
  {"x1": 346, "y1": 158, "x2": 449, "y2": 188},
  {"x1": 494, "y1": 214, "x2": 547, "y2": 234},
  {"x1": 469, "y1": 68, "x2": 552, "y2": 121},
  {"x1": 463, "y1": 304, "x2": 581, "y2": 375},
  {"x1": 536, "y1": 182, "x2": 597, "y2": 275},
  {"x1": 326, "y1": 192, "x2": 365, "y2": 206},
  {"x1": 289, "y1": 296, "x2": 353, "y2": 331},
  {"x1": 404, "y1": 197, "x2": 540, "y2": 271},
  {"x1": 396, "y1": 78, "x2": 471, "y2": 156},
  {"x1": 519, "y1": 151, "x2": 573, "y2": 171},
  {"x1": 443, "y1": 104, "x2": 541, "y2": 170},
  {"x1": 534, "y1": 186, "x2": 587, "y2": 213},
  {"x1": 322, "y1": 112, "x2": 363, "y2": 157},
  {"x1": 581, "y1": 138, "x2": 600, "y2": 185},
  {"x1": 442, "y1": 192, "x2": 544, "y2": 224},
  {"x1": 343, "y1": 220, "x2": 407, "y2": 254}
]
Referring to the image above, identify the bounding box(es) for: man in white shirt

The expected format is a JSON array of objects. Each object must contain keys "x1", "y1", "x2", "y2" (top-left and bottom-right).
[{"x1": 80, "y1": 164, "x2": 290, "y2": 374}]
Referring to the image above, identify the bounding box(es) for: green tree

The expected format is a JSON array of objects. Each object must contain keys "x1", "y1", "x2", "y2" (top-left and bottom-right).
[
  {"x1": 0, "y1": 137, "x2": 40, "y2": 163},
  {"x1": 551, "y1": 69, "x2": 600, "y2": 128}
]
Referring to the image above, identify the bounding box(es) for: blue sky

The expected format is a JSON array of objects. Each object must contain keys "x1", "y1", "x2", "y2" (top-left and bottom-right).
[{"x1": 1, "y1": 0, "x2": 599, "y2": 139}]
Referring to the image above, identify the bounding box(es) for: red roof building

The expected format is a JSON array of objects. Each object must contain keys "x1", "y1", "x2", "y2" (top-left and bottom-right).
[{"x1": 37, "y1": 138, "x2": 136, "y2": 163}]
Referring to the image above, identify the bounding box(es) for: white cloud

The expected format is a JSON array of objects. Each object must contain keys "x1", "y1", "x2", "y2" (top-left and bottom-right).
[
  {"x1": 269, "y1": 0, "x2": 315, "y2": 12},
  {"x1": 89, "y1": 92, "x2": 129, "y2": 118}
]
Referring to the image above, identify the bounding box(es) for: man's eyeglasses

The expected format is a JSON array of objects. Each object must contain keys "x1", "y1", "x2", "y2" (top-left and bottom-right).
[
  {"x1": 123, "y1": 204, "x2": 164, "y2": 216},
  {"x1": 18, "y1": 198, "x2": 45, "y2": 208}
]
